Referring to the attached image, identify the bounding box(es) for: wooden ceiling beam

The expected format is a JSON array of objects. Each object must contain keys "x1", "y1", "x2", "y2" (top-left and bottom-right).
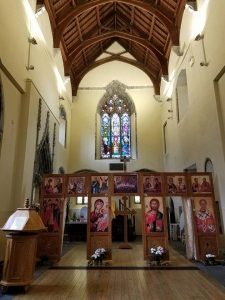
[
  {"x1": 96, "y1": 6, "x2": 101, "y2": 35},
  {"x1": 43, "y1": 0, "x2": 57, "y2": 27},
  {"x1": 77, "y1": 10, "x2": 115, "y2": 43},
  {"x1": 71, "y1": 0, "x2": 76, "y2": 8},
  {"x1": 52, "y1": 0, "x2": 180, "y2": 48},
  {"x1": 148, "y1": 14, "x2": 155, "y2": 40},
  {"x1": 76, "y1": 17, "x2": 83, "y2": 42},
  {"x1": 64, "y1": 30, "x2": 168, "y2": 75},
  {"x1": 82, "y1": 49, "x2": 88, "y2": 66}
]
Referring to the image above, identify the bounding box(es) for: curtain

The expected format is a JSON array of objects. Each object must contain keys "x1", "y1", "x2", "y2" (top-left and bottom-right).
[{"x1": 182, "y1": 198, "x2": 196, "y2": 259}]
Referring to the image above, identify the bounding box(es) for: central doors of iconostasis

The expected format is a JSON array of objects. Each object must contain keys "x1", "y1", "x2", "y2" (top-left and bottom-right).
[{"x1": 38, "y1": 172, "x2": 219, "y2": 263}]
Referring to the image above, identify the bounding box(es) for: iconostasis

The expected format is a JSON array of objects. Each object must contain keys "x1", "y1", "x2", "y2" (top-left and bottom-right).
[{"x1": 39, "y1": 172, "x2": 218, "y2": 262}]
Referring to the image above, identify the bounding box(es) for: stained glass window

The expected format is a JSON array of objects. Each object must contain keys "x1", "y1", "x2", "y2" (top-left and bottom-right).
[{"x1": 100, "y1": 95, "x2": 131, "y2": 159}]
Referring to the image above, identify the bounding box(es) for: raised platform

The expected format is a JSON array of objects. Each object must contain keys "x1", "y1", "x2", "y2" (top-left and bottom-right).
[{"x1": 50, "y1": 265, "x2": 198, "y2": 270}]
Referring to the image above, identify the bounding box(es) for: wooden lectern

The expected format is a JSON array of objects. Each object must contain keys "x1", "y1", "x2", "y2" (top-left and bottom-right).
[{"x1": 0, "y1": 199, "x2": 46, "y2": 293}]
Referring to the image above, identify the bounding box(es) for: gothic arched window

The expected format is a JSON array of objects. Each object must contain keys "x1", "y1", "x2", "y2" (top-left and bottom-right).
[
  {"x1": 97, "y1": 81, "x2": 136, "y2": 160},
  {"x1": 101, "y1": 95, "x2": 131, "y2": 159}
]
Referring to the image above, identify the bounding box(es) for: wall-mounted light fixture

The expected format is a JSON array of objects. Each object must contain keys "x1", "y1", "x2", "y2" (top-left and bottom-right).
[
  {"x1": 167, "y1": 98, "x2": 173, "y2": 120},
  {"x1": 189, "y1": 56, "x2": 195, "y2": 67},
  {"x1": 28, "y1": 37, "x2": 37, "y2": 45},
  {"x1": 194, "y1": 33, "x2": 209, "y2": 66},
  {"x1": 161, "y1": 75, "x2": 169, "y2": 82},
  {"x1": 26, "y1": 65, "x2": 34, "y2": 70},
  {"x1": 35, "y1": 6, "x2": 46, "y2": 17},
  {"x1": 194, "y1": 34, "x2": 204, "y2": 41},
  {"x1": 186, "y1": 2, "x2": 197, "y2": 11},
  {"x1": 26, "y1": 36, "x2": 37, "y2": 71},
  {"x1": 153, "y1": 94, "x2": 162, "y2": 103},
  {"x1": 172, "y1": 46, "x2": 183, "y2": 57},
  {"x1": 59, "y1": 96, "x2": 65, "y2": 101}
]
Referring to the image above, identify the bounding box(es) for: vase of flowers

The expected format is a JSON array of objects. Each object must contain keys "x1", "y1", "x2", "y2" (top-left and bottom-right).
[
  {"x1": 150, "y1": 246, "x2": 166, "y2": 265},
  {"x1": 205, "y1": 253, "x2": 216, "y2": 265},
  {"x1": 89, "y1": 248, "x2": 107, "y2": 266}
]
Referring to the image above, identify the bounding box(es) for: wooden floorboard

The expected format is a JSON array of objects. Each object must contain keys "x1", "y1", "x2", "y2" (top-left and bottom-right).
[{"x1": 11, "y1": 241, "x2": 225, "y2": 300}]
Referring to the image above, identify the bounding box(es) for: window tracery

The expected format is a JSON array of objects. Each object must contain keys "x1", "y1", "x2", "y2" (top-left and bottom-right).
[{"x1": 97, "y1": 80, "x2": 136, "y2": 160}]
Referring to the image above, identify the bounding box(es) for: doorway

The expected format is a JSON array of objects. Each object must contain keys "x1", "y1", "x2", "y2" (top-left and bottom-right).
[
  {"x1": 167, "y1": 196, "x2": 187, "y2": 258},
  {"x1": 64, "y1": 196, "x2": 88, "y2": 243},
  {"x1": 110, "y1": 195, "x2": 146, "y2": 266},
  {"x1": 111, "y1": 195, "x2": 141, "y2": 244}
]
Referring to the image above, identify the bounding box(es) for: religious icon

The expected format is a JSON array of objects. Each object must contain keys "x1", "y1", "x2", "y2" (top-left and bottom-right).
[
  {"x1": 41, "y1": 198, "x2": 63, "y2": 232},
  {"x1": 91, "y1": 176, "x2": 109, "y2": 194},
  {"x1": 67, "y1": 176, "x2": 85, "y2": 195},
  {"x1": 143, "y1": 175, "x2": 162, "y2": 194},
  {"x1": 193, "y1": 197, "x2": 216, "y2": 233},
  {"x1": 43, "y1": 176, "x2": 63, "y2": 195},
  {"x1": 166, "y1": 175, "x2": 187, "y2": 195},
  {"x1": 145, "y1": 197, "x2": 164, "y2": 233},
  {"x1": 113, "y1": 174, "x2": 138, "y2": 194},
  {"x1": 90, "y1": 197, "x2": 109, "y2": 232},
  {"x1": 191, "y1": 175, "x2": 212, "y2": 193}
]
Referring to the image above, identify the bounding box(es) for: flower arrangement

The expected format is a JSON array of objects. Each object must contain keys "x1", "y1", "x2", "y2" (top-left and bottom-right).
[
  {"x1": 205, "y1": 253, "x2": 216, "y2": 265},
  {"x1": 149, "y1": 246, "x2": 166, "y2": 265},
  {"x1": 89, "y1": 248, "x2": 107, "y2": 265},
  {"x1": 150, "y1": 246, "x2": 166, "y2": 256},
  {"x1": 205, "y1": 253, "x2": 215, "y2": 259}
]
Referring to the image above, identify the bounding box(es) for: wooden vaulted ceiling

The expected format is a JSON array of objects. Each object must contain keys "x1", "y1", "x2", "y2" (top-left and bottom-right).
[{"x1": 40, "y1": 0, "x2": 195, "y2": 96}]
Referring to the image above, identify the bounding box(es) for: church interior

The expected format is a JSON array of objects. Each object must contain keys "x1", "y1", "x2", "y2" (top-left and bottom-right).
[{"x1": 1, "y1": 0, "x2": 225, "y2": 299}]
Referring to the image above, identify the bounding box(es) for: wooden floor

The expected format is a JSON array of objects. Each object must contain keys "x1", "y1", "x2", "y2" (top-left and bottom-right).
[{"x1": 13, "y1": 241, "x2": 225, "y2": 300}]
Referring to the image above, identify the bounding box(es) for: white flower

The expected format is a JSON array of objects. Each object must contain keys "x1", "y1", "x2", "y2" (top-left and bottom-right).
[
  {"x1": 206, "y1": 253, "x2": 215, "y2": 258},
  {"x1": 92, "y1": 248, "x2": 107, "y2": 259},
  {"x1": 150, "y1": 246, "x2": 165, "y2": 256}
]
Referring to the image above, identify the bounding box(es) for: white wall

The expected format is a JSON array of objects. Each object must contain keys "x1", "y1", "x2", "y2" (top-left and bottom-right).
[
  {"x1": 69, "y1": 58, "x2": 164, "y2": 173},
  {"x1": 0, "y1": 0, "x2": 72, "y2": 260},
  {"x1": 160, "y1": 0, "x2": 225, "y2": 231}
]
